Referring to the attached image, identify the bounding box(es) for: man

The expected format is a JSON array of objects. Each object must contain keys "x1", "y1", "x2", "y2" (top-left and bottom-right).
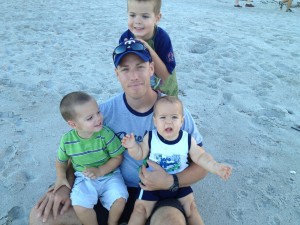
[{"x1": 30, "y1": 39, "x2": 207, "y2": 225}]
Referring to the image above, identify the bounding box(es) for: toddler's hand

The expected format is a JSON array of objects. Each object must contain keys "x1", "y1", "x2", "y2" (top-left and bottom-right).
[
  {"x1": 54, "y1": 178, "x2": 71, "y2": 193},
  {"x1": 83, "y1": 167, "x2": 101, "y2": 179}
]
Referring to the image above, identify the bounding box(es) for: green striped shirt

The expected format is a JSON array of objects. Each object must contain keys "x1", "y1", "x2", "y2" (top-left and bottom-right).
[{"x1": 57, "y1": 126, "x2": 125, "y2": 172}]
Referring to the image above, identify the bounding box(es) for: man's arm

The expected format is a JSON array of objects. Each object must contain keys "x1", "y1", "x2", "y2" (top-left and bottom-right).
[
  {"x1": 31, "y1": 160, "x2": 75, "y2": 223},
  {"x1": 139, "y1": 160, "x2": 207, "y2": 191},
  {"x1": 176, "y1": 162, "x2": 207, "y2": 187}
]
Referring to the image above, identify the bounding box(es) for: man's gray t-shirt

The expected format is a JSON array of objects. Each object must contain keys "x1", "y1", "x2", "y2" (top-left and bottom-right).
[{"x1": 100, "y1": 93, "x2": 203, "y2": 187}]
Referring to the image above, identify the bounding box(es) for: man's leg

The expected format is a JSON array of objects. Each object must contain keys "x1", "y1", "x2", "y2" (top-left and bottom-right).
[
  {"x1": 29, "y1": 206, "x2": 81, "y2": 225},
  {"x1": 146, "y1": 199, "x2": 187, "y2": 225},
  {"x1": 128, "y1": 199, "x2": 156, "y2": 225},
  {"x1": 149, "y1": 206, "x2": 186, "y2": 225},
  {"x1": 178, "y1": 193, "x2": 204, "y2": 225}
]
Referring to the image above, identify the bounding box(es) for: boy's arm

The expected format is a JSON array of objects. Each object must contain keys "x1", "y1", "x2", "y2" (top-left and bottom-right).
[
  {"x1": 138, "y1": 39, "x2": 170, "y2": 82},
  {"x1": 189, "y1": 138, "x2": 232, "y2": 180},
  {"x1": 122, "y1": 133, "x2": 150, "y2": 160},
  {"x1": 54, "y1": 160, "x2": 71, "y2": 192},
  {"x1": 83, "y1": 154, "x2": 123, "y2": 179}
]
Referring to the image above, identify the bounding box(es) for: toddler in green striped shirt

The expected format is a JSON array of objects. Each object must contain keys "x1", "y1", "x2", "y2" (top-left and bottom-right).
[{"x1": 54, "y1": 91, "x2": 128, "y2": 225}]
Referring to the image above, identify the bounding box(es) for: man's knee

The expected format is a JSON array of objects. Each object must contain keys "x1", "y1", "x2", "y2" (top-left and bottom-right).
[
  {"x1": 183, "y1": 198, "x2": 198, "y2": 218},
  {"x1": 29, "y1": 207, "x2": 81, "y2": 225},
  {"x1": 149, "y1": 206, "x2": 186, "y2": 225}
]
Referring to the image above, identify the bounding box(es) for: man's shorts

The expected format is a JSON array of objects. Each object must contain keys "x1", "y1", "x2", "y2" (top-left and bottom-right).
[
  {"x1": 138, "y1": 186, "x2": 193, "y2": 201},
  {"x1": 71, "y1": 169, "x2": 128, "y2": 210},
  {"x1": 94, "y1": 187, "x2": 188, "y2": 225},
  {"x1": 145, "y1": 198, "x2": 187, "y2": 225}
]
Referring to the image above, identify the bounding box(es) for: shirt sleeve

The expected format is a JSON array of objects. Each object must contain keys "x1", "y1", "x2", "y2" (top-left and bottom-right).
[
  {"x1": 153, "y1": 27, "x2": 176, "y2": 74},
  {"x1": 103, "y1": 126, "x2": 125, "y2": 157},
  {"x1": 182, "y1": 107, "x2": 203, "y2": 146},
  {"x1": 119, "y1": 30, "x2": 135, "y2": 44},
  {"x1": 57, "y1": 137, "x2": 69, "y2": 163}
]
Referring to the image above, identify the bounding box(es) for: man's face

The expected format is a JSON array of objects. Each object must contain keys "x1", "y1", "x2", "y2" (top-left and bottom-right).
[{"x1": 115, "y1": 53, "x2": 154, "y2": 99}]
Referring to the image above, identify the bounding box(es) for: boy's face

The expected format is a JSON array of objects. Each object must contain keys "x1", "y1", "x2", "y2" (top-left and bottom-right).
[
  {"x1": 115, "y1": 53, "x2": 154, "y2": 100},
  {"x1": 68, "y1": 99, "x2": 103, "y2": 139},
  {"x1": 127, "y1": 1, "x2": 161, "y2": 40},
  {"x1": 153, "y1": 101, "x2": 184, "y2": 141}
]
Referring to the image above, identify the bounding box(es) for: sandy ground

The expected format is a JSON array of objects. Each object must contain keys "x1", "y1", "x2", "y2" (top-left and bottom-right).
[{"x1": 0, "y1": 0, "x2": 299, "y2": 224}]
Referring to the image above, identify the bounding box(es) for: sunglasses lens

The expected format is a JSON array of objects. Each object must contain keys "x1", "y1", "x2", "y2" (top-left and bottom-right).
[
  {"x1": 131, "y1": 43, "x2": 145, "y2": 51},
  {"x1": 113, "y1": 41, "x2": 150, "y2": 63},
  {"x1": 114, "y1": 45, "x2": 127, "y2": 55}
]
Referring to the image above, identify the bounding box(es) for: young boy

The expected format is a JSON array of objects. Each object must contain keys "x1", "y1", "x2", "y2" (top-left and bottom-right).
[
  {"x1": 119, "y1": 0, "x2": 179, "y2": 96},
  {"x1": 122, "y1": 96, "x2": 232, "y2": 225},
  {"x1": 54, "y1": 91, "x2": 128, "y2": 225}
]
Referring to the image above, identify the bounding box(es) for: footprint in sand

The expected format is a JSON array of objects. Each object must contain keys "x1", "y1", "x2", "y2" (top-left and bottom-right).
[
  {"x1": 2, "y1": 206, "x2": 26, "y2": 225},
  {"x1": 268, "y1": 215, "x2": 281, "y2": 225},
  {"x1": 0, "y1": 143, "x2": 35, "y2": 192},
  {"x1": 188, "y1": 37, "x2": 217, "y2": 55},
  {"x1": 0, "y1": 111, "x2": 24, "y2": 134},
  {"x1": 226, "y1": 208, "x2": 244, "y2": 222}
]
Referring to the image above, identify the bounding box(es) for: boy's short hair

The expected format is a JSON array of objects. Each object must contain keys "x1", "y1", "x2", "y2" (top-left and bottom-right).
[
  {"x1": 60, "y1": 91, "x2": 93, "y2": 121},
  {"x1": 153, "y1": 96, "x2": 183, "y2": 116},
  {"x1": 127, "y1": 0, "x2": 161, "y2": 15}
]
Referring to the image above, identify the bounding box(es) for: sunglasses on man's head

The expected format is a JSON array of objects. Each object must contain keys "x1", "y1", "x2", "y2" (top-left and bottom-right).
[{"x1": 112, "y1": 41, "x2": 151, "y2": 61}]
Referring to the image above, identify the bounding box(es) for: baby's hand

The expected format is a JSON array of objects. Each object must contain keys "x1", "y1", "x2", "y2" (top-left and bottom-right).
[
  {"x1": 216, "y1": 164, "x2": 232, "y2": 180},
  {"x1": 83, "y1": 167, "x2": 102, "y2": 179},
  {"x1": 121, "y1": 133, "x2": 136, "y2": 149}
]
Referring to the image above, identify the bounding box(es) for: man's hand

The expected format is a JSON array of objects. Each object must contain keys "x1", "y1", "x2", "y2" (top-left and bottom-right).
[
  {"x1": 139, "y1": 160, "x2": 173, "y2": 191},
  {"x1": 34, "y1": 185, "x2": 71, "y2": 222}
]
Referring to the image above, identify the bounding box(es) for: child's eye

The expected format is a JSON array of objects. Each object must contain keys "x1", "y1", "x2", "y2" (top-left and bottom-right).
[
  {"x1": 172, "y1": 116, "x2": 178, "y2": 119},
  {"x1": 87, "y1": 116, "x2": 93, "y2": 121},
  {"x1": 159, "y1": 116, "x2": 166, "y2": 120}
]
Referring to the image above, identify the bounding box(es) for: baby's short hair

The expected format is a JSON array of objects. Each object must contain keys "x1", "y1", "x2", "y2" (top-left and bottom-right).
[
  {"x1": 153, "y1": 96, "x2": 183, "y2": 116},
  {"x1": 60, "y1": 91, "x2": 93, "y2": 121},
  {"x1": 128, "y1": 0, "x2": 161, "y2": 15}
]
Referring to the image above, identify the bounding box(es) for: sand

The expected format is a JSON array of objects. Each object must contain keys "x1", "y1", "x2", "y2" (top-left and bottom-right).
[{"x1": 0, "y1": 0, "x2": 299, "y2": 224}]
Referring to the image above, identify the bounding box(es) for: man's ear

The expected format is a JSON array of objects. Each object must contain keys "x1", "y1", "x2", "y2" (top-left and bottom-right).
[
  {"x1": 67, "y1": 120, "x2": 77, "y2": 129},
  {"x1": 149, "y1": 61, "x2": 155, "y2": 75},
  {"x1": 115, "y1": 68, "x2": 120, "y2": 81}
]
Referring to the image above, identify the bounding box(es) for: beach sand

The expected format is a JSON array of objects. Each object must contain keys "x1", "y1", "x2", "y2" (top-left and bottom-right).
[{"x1": 1, "y1": 0, "x2": 299, "y2": 224}]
